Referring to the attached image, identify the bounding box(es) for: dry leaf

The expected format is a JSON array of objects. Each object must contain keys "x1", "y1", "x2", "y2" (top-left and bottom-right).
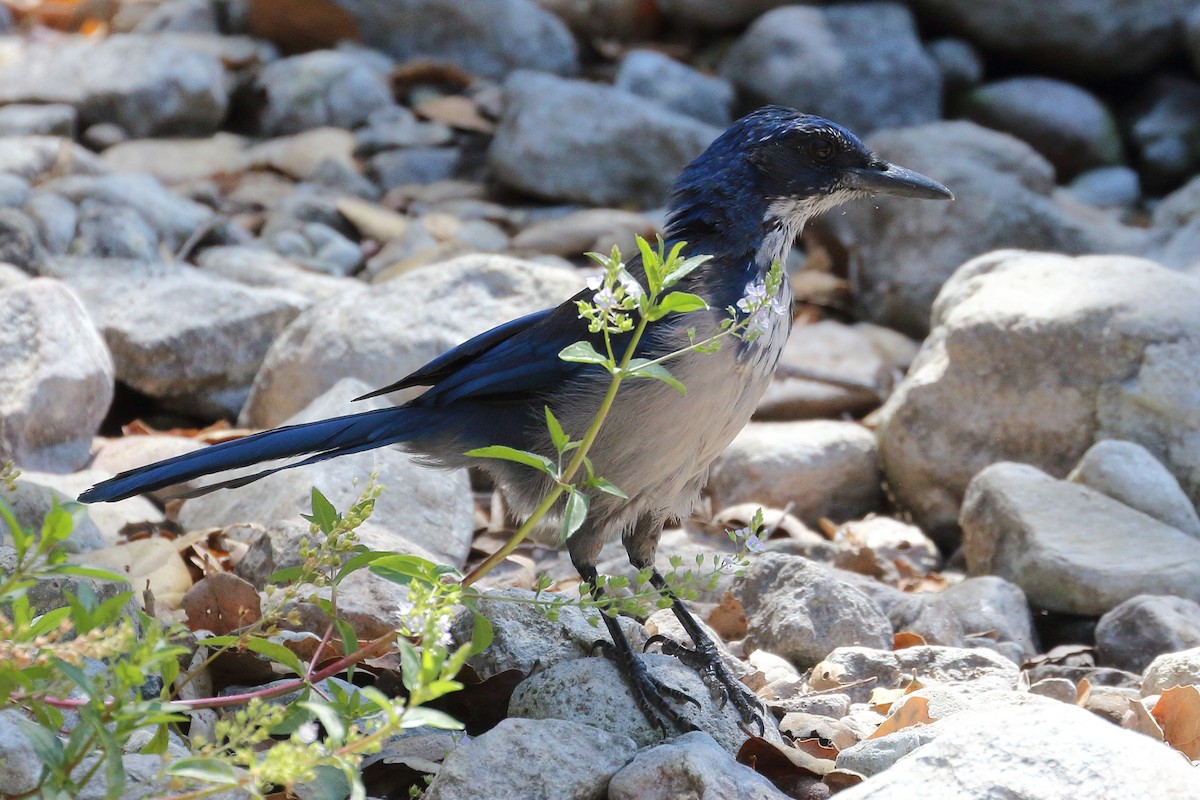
[
  {"x1": 893, "y1": 631, "x2": 927, "y2": 650},
  {"x1": 1076, "y1": 676, "x2": 1092, "y2": 707},
  {"x1": 870, "y1": 675, "x2": 925, "y2": 714},
  {"x1": 867, "y1": 695, "x2": 936, "y2": 739},
  {"x1": 1152, "y1": 685, "x2": 1200, "y2": 758},
  {"x1": 246, "y1": 0, "x2": 359, "y2": 52},
  {"x1": 738, "y1": 735, "x2": 832, "y2": 779},
  {"x1": 707, "y1": 591, "x2": 747, "y2": 642},
  {"x1": 793, "y1": 737, "x2": 839, "y2": 759},
  {"x1": 181, "y1": 572, "x2": 262, "y2": 634},
  {"x1": 337, "y1": 197, "x2": 410, "y2": 241},
  {"x1": 415, "y1": 95, "x2": 496, "y2": 133},
  {"x1": 1126, "y1": 697, "x2": 1165, "y2": 741},
  {"x1": 73, "y1": 537, "x2": 193, "y2": 611}
]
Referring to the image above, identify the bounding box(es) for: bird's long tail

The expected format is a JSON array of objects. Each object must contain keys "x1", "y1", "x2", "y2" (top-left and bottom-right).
[{"x1": 78, "y1": 406, "x2": 432, "y2": 504}]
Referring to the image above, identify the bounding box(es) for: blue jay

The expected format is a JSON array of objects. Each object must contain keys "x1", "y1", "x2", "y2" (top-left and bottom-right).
[{"x1": 81, "y1": 106, "x2": 952, "y2": 730}]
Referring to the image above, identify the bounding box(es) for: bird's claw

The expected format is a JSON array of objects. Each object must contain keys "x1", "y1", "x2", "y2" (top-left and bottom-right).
[{"x1": 649, "y1": 632, "x2": 767, "y2": 735}]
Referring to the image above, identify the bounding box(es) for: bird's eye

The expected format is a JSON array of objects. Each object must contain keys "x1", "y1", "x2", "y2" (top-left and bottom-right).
[{"x1": 810, "y1": 138, "x2": 834, "y2": 161}]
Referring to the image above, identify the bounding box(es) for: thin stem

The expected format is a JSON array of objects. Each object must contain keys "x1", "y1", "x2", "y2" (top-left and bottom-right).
[{"x1": 464, "y1": 314, "x2": 651, "y2": 586}]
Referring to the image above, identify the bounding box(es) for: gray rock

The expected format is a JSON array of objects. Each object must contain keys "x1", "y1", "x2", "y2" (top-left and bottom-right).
[
  {"x1": 734, "y1": 553, "x2": 892, "y2": 669},
  {"x1": 447, "y1": 587, "x2": 649, "y2": 680},
  {"x1": 874, "y1": 251, "x2": 1200, "y2": 541},
  {"x1": 927, "y1": 38, "x2": 983, "y2": 93},
  {"x1": 810, "y1": 645, "x2": 1021, "y2": 705},
  {"x1": 1096, "y1": 595, "x2": 1200, "y2": 674},
  {"x1": 0, "y1": 174, "x2": 30, "y2": 208},
  {"x1": 878, "y1": 593, "x2": 965, "y2": 648},
  {"x1": 256, "y1": 50, "x2": 393, "y2": 136},
  {"x1": 0, "y1": 475, "x2": 105, "y2": 554},
  {"x1": 0, "y1": 279, "x2": 112, "y2": 472},
  {"x1": 614, "y1": 49, "x2": 733, "y2": 126},
  {"x1": 72, "y1": 200, "x2": 161, "y2": 260},
  {"x1": 828, "y1": 122, "x2": 1148, "y2": 338},
  {"x1": 0, "y1": 137, "x2": 108, "y2": 182},
  {"x1": 906, "y1": 0, "x2": 1196, "y2": 79},
  {"x1": 962, "y1": 77, "x2": 1122, "y2": 180},
  {"x1": 0, "y1": 104, "x2": 77, "y2": 137},
  {"x1": 1188, "y1": 6, "x2": 1200, "y2": 78},
  {"x1": 608, "y1": 731, "x2": 790, "y2": 800},
  {"x1": 0, "y1": 34, "x2": 227, "y2": 137},
  {"x1": 1028, "y1": 677, "x2": 1078, "y2": 704},
  {"x1": 489, "y1": 70, "x2": 720, "y2": 207},
  {"x1": 354, "y1": 105, "x2": 453, "y2": 156},
  {"x1": 961, "y1": 462, "x2": 1200, "y2": 616},
  {"x1": 1143, "y1": 646, "x2": 1200, "y2": 695},
  {"x1": 1067, "y1": 166, "x2": 1141, "y2": 209},
  {"x1": 1129, "y1": 75, "x2": 1200, "y2": 192},
  {"x1": 832, "y1": 515, "x2": 941, "y2": 575},
  {"x1": 82, "y1": 122, "x2": 129, "y2": 151},
  {"x1": 17, "y1": 469, "x2": 161, "y2": 545},
  {"x1": 708, "y1": 421, "x2": 883, "y2": 527},
  {"x1": 720, "y1": 3, "x2": 941, "y2": 135},
  {"x1": 24, "y1": 192, "x2": 78, "y2": 255},
  {"x1": 179, "y1": 378, "x2": 474, "y2": 567},
  {"x1": 132, "y1": 0, "x2": 221, "y2": 33},
  {"x1": 941, "y1": 576, "x2": 1038, "y2": 660},
  {"x1": 0, "y1": 709, "x2": 40, "y2": 796},
  {"x1": 369, "y1": 147, "x2": 461, "y2": 190},
  {"x1": 756, "y1": 320, "x2": 892, "y2": 421},
  {"x1": 70, "y1": 752, "x2": 248, "y2": 800},
  {"x1": 243, "y1": 253, "x2": 585, "y2": 427},
  {"x1": 348, "y1": 0, "x2": 578, "y2": 80},
  {"x1": 196, "y1": 246, "x2": 363, "y2": 304},
  {"x1": 425, "y1": 718, "x2": 634, "y2": 800},
  {"x1": 43, "y1": 258, "x2": 306, "y2": 418},
  {"x1": 1068, "y1": 439, "x2": 1200, "y2": 538},
  {"x1": 834, "y1": 702, "x2": 1200, "y2": 799},
  {"x1": 38, "y1": 173, "x2": 213, "y2": 254},
  {"x1": 508, "y1": 653, "x2": 777, "y2": 753},
  {"x1": 0, "y1": 208, "x2": 41, "y2": 272}
]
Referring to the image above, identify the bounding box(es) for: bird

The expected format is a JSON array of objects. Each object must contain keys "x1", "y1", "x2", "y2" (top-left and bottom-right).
[{"x1": 80, "y1": 105, "x2": 952, "y2": 731}]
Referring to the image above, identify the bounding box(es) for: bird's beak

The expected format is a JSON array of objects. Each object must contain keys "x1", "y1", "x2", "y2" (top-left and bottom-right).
[{"x1": 845, "y1": 163, "x2": 954, "y2": 201}]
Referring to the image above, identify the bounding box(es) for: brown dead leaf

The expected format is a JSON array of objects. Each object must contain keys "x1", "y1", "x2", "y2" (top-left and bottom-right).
[
  {"x1": 707, "y1": 591, "x2": 747, "y2": 642},
  {"x1": 870, "y1": 675, "x2": 924, "y2": 715},
  {"x1": 867, "y1": 695, "x2": 936, "y2": 739},
  {"x1": 823, "y1": 768, "x2": 865, "y2": 792},
  {"x1": 182, "y1": 572, "x2": 261, "y2": 634},
  {"x1": 246, "y1": 0, "x2": 359, "y2": 53},
  {"x1": 415, "y1": 95, "x2": 496, "y2": 133},
  {"x1": 1152, "y1": 685, "x2": 1200, "y2": 758},
  {"x1": 738, "y1": 735, "x2": 832, "y2": 780},
  {"x1": 893, "y1": 631, "x2": 927, "y2": 650},
  {"x1": 392, "y1": 60, "x2": 475, "y2": 94},
  {"x1": 1076, "y1": 676, "x2": 1092, "y2": 707},
  {"x1": 1126, "y1": 697, "x2": 1165, "y2": 741},
  {"x1": 793, "y1": 737, "x2": 839, "y2": 760}
]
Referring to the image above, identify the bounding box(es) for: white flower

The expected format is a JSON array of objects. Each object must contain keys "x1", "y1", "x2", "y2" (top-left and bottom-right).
[
  {"x1": 296, "y1": 721, "x2": 320, "y2": 744},
  {"x1": 737, "y1": 280, "x2": 768, "y2": 313},
  {"x1": 593, "y1": 286, "x2": 619, "y2": 313},
  {"x1": 617, "y1": 274, "x2": 644, "y2": 299},
  {"x1": 744, "y1": 533, "x2": 766, "y2": 553},
  {"x1": 586, "y1": 274, "x2": 605, "y2": 291}
]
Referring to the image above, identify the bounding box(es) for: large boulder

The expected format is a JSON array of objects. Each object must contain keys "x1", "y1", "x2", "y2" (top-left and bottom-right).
[
  {"x1": 826, "y1": 122, "x2": 1147, "y2": 337},
  {"x1": 488, "y1": 70, "x2": 721, "y2": 207},
  {"x1": 907, "y1": 0, "x2": 1196, "y2": 79},
  {"x1": 720, "y1": 3, "x2": 941, "y2": 135},
  {"x1": 874, "y1": 251, "x2": 1200, "y2": 542}
]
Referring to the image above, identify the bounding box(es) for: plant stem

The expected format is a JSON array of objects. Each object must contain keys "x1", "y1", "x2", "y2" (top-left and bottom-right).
[{"x1": 463, "y1": 315, "x2": 651, "y2": 586}]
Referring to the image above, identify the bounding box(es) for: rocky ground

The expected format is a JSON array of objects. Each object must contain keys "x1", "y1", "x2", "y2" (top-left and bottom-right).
[{"x1": 2, "y1": 0, "x2": 1200, "y2": 798}]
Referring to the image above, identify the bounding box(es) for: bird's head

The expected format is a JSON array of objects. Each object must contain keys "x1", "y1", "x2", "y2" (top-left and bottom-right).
[{"x1": 667, "y1": 106, "x2": 952, "y2": 267}]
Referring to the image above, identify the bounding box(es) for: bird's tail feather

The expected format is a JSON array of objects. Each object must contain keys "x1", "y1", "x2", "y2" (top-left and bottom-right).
[{"x1": 78, "y1": 406, "x2": 431, "y2": 504}]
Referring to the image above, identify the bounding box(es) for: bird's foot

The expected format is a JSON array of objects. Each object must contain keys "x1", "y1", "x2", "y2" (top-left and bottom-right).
[
  {"x1": 591, "y1": 638, "x2": 701, "y2": 734},
  {"x1": 645, "y1": 632, "x2": 767, "y2": 735}
]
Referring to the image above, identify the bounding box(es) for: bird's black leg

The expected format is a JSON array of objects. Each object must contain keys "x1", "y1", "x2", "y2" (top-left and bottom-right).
[
  {"x1": 578, "y1": 565, "x2": 700, "y2": 735},
  {"x1": 646, "y1": 569, "x2": 767, "y2": 733}
]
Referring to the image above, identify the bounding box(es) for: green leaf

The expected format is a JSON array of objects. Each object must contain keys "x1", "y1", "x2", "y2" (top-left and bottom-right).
[
  {"x1": 41, "y1": 503, "x2": 75, "y2": 544},
  {"x1": 561, "y1": 490, "x2": 589, "y2": 540},
  {"x1": 14, "y1": 717, "x2": 63, "y2": 771},
  {"x1": 266, "y1": 565, "x2": 304, "y2": 583},
  {"x1": 368, "y1": 554, "x2": 452, "y2": 587},
  {"x1": 333, "y1": 549, "x2": 397, "y2": 585},
  {"x1": 397, "y1": 638, "x2": 420, "y2": 693},
  {"x1": 166, "y1": 757, "x2": 241, "y2": 785},
  {"x1": 558, "y1": 341, "x2": 608, "y2": 365},
  {"x1": 0, "y1": 499, "x2": 29, "y2": 559},
  {"x1": 199, "y1": 635, "x2": 307, "y2": 678},
  {"x1": 646, "y1": 291, "x2": 708, "y2": 321},
  {"x1": 139, "y1": 724, "x2": 170, "y2": 756},
  {"x1": 544, "y1": 406, "x2": 569, "y2": 454},
  {"x1": 27, "y1": 606, "x2": 71, "y2": 637},
  {"x1": 335, "y1": 618, "x2": 359, "y2": 659},
  {"x1": 663, "y1": 253, "x2": 713, "y2": 288},
  {"x1": 465, "y1": 446, "x2": 556, "y2": 477},
  {"x1": 40, "y1": 564, "x2": 125, "y2": 583},
  {"x1": 301, "y1": 488, "x2": 340, "y2": 532},
  {"x1": 296, "y1": 764, "x2": 351, "y2": 800},
  {"x1": 584, "y1": 477, "x2": 628, "y2": 499},
  {"x1": 635, "y1": 236, "x2": 661, "y2": 297},
  {"x1": 625, "y1": 359, "x2": 687, "y2": 395},
  {"x1": 401, "y1": 706, "x2": 464, "y2": 730},
  {"x1": 470, "y1": 611, "x2": 494, "y2": 656},
  {"x1": 301, "y1": 700, "x2": 347, "y2": 744}
]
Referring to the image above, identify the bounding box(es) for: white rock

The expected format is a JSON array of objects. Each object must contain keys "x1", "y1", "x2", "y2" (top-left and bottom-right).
[
  {"x1": 1068, "y1": 439, "x2": 1200, "y2": 538},
  {"x1": 608, "y1": 731, "x2": 790, "y2": 800},
  {"x1": 1143, "y1": 646, "x2": 1200, "y2": 696}
]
